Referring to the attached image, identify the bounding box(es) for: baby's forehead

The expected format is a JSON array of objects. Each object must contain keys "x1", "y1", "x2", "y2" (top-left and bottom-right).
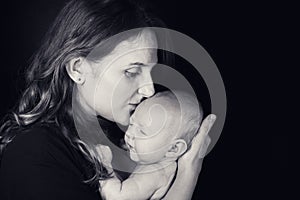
[
  {"x1": 133, "y1": 97, "x2": 180, "y2": 128},
  {"x1": 138, "y1": 96, "x2": 178, "y2": 114}
]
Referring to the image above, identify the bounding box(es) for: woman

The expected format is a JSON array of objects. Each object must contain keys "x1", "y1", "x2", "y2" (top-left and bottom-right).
[{"x1": 0, "y1": 0, "x2": 216, "y2": 199}]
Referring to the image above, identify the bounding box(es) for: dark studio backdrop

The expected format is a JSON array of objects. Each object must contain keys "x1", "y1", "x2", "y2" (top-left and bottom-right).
[{"x1": 0, "y1": 0, "x2": 291, "y2": 199}]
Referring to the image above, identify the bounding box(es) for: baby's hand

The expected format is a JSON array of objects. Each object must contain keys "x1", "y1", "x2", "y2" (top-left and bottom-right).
[{"x1": 95, "y1": 145, "x2": 113, "y2": 171}]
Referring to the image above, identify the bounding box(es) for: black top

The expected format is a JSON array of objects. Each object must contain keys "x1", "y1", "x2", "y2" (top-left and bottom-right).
[{"x1": 0, "y1": 124, "x2": 102, "y2": 200}]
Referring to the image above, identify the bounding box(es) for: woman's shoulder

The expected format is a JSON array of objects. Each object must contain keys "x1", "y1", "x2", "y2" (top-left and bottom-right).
[
  {"x1": 0, "y1": 124, "x2": 102, "y2": 200},
  {"x1": 10, "y1": 123, "x2": 58, "y2": 142},
  {"x1": 5, "y1": 124, "x2": 66, "y2": 155},
  {"x1": 1, "y1": 123, "x2": 89, "y2": 178},
  {"x1": 2, "y1": 123, "x2": 81, "y2": 167}
]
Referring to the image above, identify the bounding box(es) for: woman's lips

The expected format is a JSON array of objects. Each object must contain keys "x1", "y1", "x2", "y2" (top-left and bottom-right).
[
  {"x1": 129, "y1": 100, "x2": 141, "y2": 107},
  {"x1": 129, "y1": 104, "x2": 137, "y2": 108},
  {"x1": 129, "y1": 103, "x2": 138, "y2": 108},
  {"x1": 128, "y1": 104, "x2": 137, "y2": 114}
]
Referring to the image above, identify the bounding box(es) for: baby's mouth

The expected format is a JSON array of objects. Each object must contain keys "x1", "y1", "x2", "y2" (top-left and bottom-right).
[{"x1": 126, "y1": 142, "x2": 135, "y2": 152}]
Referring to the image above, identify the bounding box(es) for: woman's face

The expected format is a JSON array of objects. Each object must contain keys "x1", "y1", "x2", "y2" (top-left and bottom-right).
[{"x1": 77, "y1": 29, "x2": 158, "y2": 126}]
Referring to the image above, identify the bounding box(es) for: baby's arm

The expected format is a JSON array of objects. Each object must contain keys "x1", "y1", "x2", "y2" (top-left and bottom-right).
[
  {"x1": 96, "y1": 145, "x2": 162, "y2": 200},
  {"x1": 99, "y1": 166, "x2": 162, "y2": 200}
]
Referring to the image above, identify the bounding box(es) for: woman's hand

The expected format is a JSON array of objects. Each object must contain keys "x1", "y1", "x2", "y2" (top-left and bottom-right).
[
  {"x1": 163, "y1": 114, "x2": 216, "y2": 200},
  {"x1": 178, "y1": 114, "x2": 216, "y2": 172}
]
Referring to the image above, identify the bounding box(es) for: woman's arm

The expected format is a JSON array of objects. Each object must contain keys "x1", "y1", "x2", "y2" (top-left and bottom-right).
[{"x1": 163, "y1": 114, "x2": 216, "y2": 200}]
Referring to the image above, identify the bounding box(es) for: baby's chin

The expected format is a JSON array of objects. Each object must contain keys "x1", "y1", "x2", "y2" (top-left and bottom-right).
[
  {"x1": 129, "y1": 152, "x2": 162, "y2": 165},
  {"x1": 129, "y1": 152, "x2": 140, "y2": 163}
]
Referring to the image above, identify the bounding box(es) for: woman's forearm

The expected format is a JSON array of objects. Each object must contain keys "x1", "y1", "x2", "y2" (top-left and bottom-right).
[{"x1": 163, "y1": 160, "x2": 203, "y2": 200}]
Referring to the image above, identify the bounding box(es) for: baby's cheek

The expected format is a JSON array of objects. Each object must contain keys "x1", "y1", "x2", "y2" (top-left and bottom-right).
[
  {"x1": 141, "y1": 143, "x2": 165, "y2": 162},
  {"x1": 136, "y1": 140, "x2": 150, "y2": 153},
  {"x1": 135, "y1": 141, "x2": 152, "y2": 157}
]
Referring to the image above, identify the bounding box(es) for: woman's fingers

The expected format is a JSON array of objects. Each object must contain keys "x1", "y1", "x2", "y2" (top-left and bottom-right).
[
  {"x1": 194, "y1": 114, "x2": 216, "y2": 144},
  {"x1": 198, "y1": 135, "x2": 211, "y2": 159},
  {"x1": 178, "y1": 114, "x2": 216, "y2": 167},
  {"x1": 192, "y1": 114, "x2": 216, "y2": 158}
]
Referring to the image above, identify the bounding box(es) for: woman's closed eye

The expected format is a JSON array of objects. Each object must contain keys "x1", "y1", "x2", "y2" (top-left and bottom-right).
[{"x1": 125, "y1": 67, "x2": 141, "y2": 78}]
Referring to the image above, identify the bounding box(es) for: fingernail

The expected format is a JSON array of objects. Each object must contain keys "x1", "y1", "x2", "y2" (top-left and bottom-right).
[{"x1": 210, "y1": 114, "x2": 216, "y2": 121}]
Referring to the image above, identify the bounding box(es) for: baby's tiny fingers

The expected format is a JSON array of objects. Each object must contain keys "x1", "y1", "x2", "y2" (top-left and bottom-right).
[
  {"x1": 95, "y1": 145, "x2": 113, "y2": 165},
  {"x1": 99, "y1": 145, "x2": 111, "y2": 155}
]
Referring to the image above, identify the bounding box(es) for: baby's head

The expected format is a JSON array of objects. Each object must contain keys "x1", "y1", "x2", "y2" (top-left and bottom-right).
[{"x1": 125, "y1": 91, "x2": 203, "y2": 164}]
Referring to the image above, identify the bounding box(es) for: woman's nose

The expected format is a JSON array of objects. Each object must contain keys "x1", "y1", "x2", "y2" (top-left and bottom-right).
[{"x1": 138, "y1": 82, "x2": 155, "y2": 98}]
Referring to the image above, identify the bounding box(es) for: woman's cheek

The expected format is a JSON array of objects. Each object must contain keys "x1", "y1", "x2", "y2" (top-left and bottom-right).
[{"x1": 114, "y1": 76, "x2": 137, "y2": 97}]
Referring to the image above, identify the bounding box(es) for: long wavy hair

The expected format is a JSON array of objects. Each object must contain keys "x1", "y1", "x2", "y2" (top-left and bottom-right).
[{"x1": 0, "y1": 0, "x2": 168, "y2": 187}]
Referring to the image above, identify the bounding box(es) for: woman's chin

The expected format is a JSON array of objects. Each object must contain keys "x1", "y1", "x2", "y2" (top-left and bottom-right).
[
  {"x1": 116, "y1": 118, "x2": 129, "y2": 126},
  {"x1": 113, "y1": 113, "x2": 131, "y2": 126}
]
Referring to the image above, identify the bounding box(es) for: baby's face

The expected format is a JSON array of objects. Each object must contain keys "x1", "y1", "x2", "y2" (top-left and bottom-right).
[{"x1": 125, "y1": 100, "x2": 177, "y2": 164}]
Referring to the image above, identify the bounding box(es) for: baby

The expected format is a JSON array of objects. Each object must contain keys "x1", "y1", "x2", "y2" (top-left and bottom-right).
[{"x1": 99, "y1": 91, "x2": 203, "y2": 200}]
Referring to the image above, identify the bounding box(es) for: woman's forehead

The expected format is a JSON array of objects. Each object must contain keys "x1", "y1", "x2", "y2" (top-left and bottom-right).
[
  {"x1": 96, "y1": 32, "x2": 158, "y2": 68},
  {"x1": 87, "y1": 29, "x2": 158, "y2": 70},
  {"x1": 110, "y1": 48, "x2": 158, "y2": 66},
  {"x1": 112, "y1": 30, "x2": 158, "y2": 53}
]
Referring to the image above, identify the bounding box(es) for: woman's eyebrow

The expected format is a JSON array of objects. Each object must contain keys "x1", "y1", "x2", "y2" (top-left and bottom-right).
[{"x1": 129, "y1": 62, "x2": 146, "y2": 66}]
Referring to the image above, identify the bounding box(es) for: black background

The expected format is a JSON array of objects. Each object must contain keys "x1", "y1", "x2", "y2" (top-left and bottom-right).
[{"x1": 0, "y1": 0, "x2": 293, "y2": 199}]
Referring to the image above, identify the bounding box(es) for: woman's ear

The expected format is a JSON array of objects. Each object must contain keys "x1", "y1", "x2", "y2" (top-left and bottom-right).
[
  {"x1": 165, "y1": 139, "x2": 187, "y2": 159},
  {"x1": 65, "y1": 57, "x2": 86, "y2": 84}
]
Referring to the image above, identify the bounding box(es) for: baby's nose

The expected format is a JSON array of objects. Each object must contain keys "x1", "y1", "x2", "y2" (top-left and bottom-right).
[{"x1": 125, "y1": 131, "x2": 134, "y2": 141}]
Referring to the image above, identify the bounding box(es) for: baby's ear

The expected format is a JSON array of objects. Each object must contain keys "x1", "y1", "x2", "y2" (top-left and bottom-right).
[{"x1": 165, "y1": 139, "x2": 187, "y2": 159}]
